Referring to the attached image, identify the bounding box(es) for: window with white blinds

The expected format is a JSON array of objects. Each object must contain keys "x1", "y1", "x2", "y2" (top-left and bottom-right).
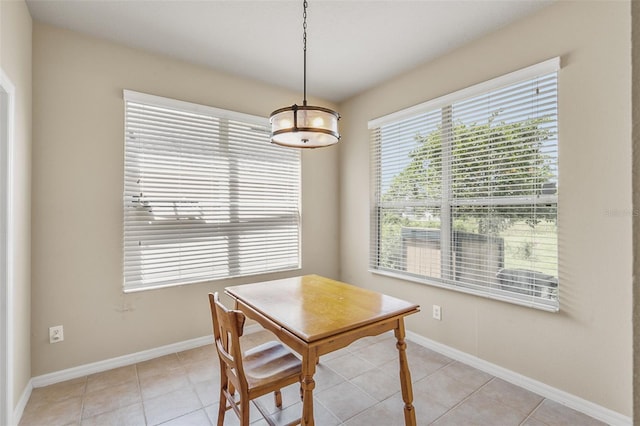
[
  {"x1": 123, "y1": 91, "x2": 301, "y2": 292},
  {"x1": 369, "y1": 58, "x2": 559, "y2": 311}
]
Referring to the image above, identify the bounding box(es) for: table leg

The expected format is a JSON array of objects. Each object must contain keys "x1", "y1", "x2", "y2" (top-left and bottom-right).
[
  {"x1": 395, "y1": 320, "x2": 416, "y2": 426},
  {"x1": 301, "y1": 350, "x2": 317, "y2": 426}
]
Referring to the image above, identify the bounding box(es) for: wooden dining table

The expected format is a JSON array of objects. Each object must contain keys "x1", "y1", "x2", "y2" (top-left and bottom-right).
[{"x1": 225, "y1": 274, "x2": 420, "y2": 426}]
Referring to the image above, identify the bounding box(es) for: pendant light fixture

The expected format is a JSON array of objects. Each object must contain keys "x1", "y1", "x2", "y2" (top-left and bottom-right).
[{"x1": 269, "y1": 0, "x2": 340, "y2": 149}]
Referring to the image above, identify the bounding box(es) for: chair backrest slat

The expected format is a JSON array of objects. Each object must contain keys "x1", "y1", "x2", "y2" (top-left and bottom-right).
[{"x1": 208, "y1": 292, "x2": 248, "y2": 392}]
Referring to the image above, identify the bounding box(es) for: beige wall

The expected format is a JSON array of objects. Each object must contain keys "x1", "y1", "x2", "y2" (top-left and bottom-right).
[
  {"x1": 31, "y1": 23, "x2": 339, "y2": 376},
  {"x1": 339, "y1": 1, "x2": 632, "y2": 417},
  {"x1": 0, "y1": 0, "x2": 32, "y2": 416}
]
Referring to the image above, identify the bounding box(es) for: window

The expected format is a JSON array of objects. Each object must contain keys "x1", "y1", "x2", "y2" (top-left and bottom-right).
[
  {"x1": 369, "y1": 58, "x2": 559, "y2": 311},
  {"x1": 123, "y1": 91, "x2": 301, "y2": 292}
]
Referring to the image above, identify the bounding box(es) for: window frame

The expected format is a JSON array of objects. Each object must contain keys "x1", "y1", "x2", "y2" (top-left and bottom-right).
[
  {"x1": 123, "y1": 90, "x2": 301, "y2": 292},
  {"x1": 369, "y1": 58, "x2": 560, "y2": 311}
]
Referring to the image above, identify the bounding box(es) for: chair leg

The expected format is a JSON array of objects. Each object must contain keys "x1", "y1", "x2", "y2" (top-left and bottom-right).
[
  {"x1": 217, "y1": 387, "x2": 226, "y2": 426},
  {"x1": 274, "y1": 389, "x2": 282, "y2": 408},
  {"x1": 240, "y1": 398, "x2": 250, "y2": 426}
]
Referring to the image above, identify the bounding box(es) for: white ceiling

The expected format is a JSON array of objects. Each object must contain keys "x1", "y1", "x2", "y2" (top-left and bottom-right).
[{"x1": 25, "y1": 0, "x2": 554, "y2": 103}]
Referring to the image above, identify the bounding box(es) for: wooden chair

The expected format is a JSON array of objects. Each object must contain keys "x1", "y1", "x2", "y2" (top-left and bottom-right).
[{"x1": 208, "y1": 292, "x2": 302, "y2": 426}]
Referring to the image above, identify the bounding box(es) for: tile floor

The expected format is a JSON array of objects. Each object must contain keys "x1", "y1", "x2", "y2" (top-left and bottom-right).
[{"x1": 19, "y1": 330, "x2": 606, "y2": 426}]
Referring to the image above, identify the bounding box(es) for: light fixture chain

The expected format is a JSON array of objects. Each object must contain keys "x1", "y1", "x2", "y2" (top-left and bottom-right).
[{"x1": 302, "y1": 0, "x2": 308, "y2": 105}]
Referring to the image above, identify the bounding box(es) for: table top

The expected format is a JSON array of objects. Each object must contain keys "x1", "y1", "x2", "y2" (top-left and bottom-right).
[{"x1": 225, "y1": 274, "x2": 420, "y2": 343}]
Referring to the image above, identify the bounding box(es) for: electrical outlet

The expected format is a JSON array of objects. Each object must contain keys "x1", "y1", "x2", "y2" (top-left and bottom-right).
[
  {"x1": 49, "y1": 325, "x2": 64, "y2": 343},
  {"x1": 432, "y1": 305, "x2": 442, "y2": 321}
]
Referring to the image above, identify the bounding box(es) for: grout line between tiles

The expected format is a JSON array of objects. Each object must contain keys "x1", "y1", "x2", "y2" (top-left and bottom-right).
[
  {"x1": 519, "y1": 398, "x2": 547, "y2": 426},
  {"x1": 427, "y1": 376, "x2": 496, "y2": 425},
  {"x1": 77, "y1": 376, "x2": 87, "y2": 425},
  {"x1": 134, "y1": 363, "x2": 150, "y2": 426},
  {"x1": 155, "y1": 407, "x2": 204, "y2": 426}
]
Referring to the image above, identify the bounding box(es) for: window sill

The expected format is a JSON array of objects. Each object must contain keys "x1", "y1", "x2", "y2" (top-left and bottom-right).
[{"x1": 369, "y1": 268, "x2": 559, "y2": 313}]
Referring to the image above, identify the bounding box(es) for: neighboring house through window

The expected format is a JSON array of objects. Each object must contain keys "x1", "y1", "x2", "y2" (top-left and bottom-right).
[
  {"x1": 123, "y1": 91, "x2": 301, "y2": 292},
  {"x1": 369, "y1": 58, "x2": 559, "y2": 311}
]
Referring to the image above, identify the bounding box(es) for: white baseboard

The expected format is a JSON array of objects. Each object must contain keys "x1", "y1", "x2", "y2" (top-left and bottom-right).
[
  {"x1": 406, "y1": 331, "x2": 631, "y2": 426},
  {"x1": 11, "y1": 378, "x2": 32, "y2": 426},
  {"x1": 19, "y1": 326, "x2": 630, "y2": 426},
  {"x1": 29, "y1": 325, "x2": 263, "y2": 389},
  {"x1": 31, "y1": 335, "x2": 213, "y2": 388},
  {"x1": 17, "y1": 326, "x2": 267, "y2": 425}
]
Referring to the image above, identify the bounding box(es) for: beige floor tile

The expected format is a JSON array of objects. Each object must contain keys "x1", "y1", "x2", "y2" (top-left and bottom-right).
[
  {"x1": 346, "y1": 335, "x2": 380, "y2": 351},
  {"x1": 311, "y1": 400, "x2": 344, "y2": 426},
  {"x1": 408, "y1": 390, "x2": 451, "y2": 425},
  {"x1": 319, "y1": 346, "x2": 351, "y2": 362},
  {"x1": 161, "y1": 408, "x2": 212, "y2": 426},
  {"x1": 260, "y1": 399, "x2": 343, "y2": 426},
  {"x1": 240, "y1": 330, "x2": 278, "y2": 351},
  {"x1": 312, "y1": 362, "x2": 346, "y2": 392},
  {"x1": 352, "y1": 339, "x2": 401, "y2": 367},
  {"x1": 139, "y1": 367, "x2": 191, "y2": 400},
  {"x1": 371, "y1": 331, "x2": 396, "y2": 345},
  {"x1": 261, "y1": 400, "x2": 303, "y2": 426},
  {"x1": 315, "y1": 380, "x2": 378, "y2": 422},
  {"x1": 406, "y1": 343, "x2": 451, "y2": 362},
  {"x1": 19, "y1": 395, "x2": 83, "y2": 426},
  {"x1": 343, "y1": 399, "x2": 403, "y2": 426},
  {"x1": 26, "y1": 377, "x2": 87, "y2": 408},
  {"x1": 80, "y1": 402, "x2": 145, "y2": 426},
  {"x1": 323, "y1": 353, "x2": 376, "y2": 380},
  {"x1": 177, "y1": 344, "x2": 216, "y2": 365},
  {"x1": 477, "y1": 378, "x2": 543, "y2": 414},
  {"x1": 431, "y1": 406, "x2": 479, "y2": 426},
  {"x1": 350, "y1": 367, "x2": 401, "y2": 401},
  {"x1": 82, "y1": 380, "x2": 141, "y2": 419},
  {"x1": 439, "y1": 362, "x2": 493, "y2": 389},
  {"x1": 194, "y1": 378, "x2": 220, "y2": 407},
  {"x1": 520, "y1": 416, "x2": 548, "y2": 426},
  {"x1": 137, "y1": 354, "x2": 183, "y2": 379},
  {"x1": 412, "y1": 369, "x2": 480, "y2": 409},
  {"x1": 344, "y1": 392, "x2": 413, "y2": 426},
  {"x1": 531, "y1": 399, "x2": 607, "y2": 426},
  {"x1": 232, "y1": 384, "x2": 339, "y2": 425},
  {"x1": 185, "y1": 358, "x2": 220, "y2": 384},
  {"x1": 404, "y1": 345, "x2": 453, "y2": 382},
  {"x1": 378, "y1": 357, "x2": 402, "y2": 379},
  {"x1": 380, "y1": 355, "x2": 447, "y2": 387},
  {"x1": 253, "y1": 382, "x2": 302, "y2": 415},
  {"x1": 143, "y1": 387, "x2": 203, "y2": 425},
  {"x1": 448, "y1": 391, "x2": 529, "y2": 426},
  {"x1": 204, "y1": 401, "x2": 267, "y2": 425},
  {"x1": 85, "y1": 365, "x2": 137, "y2": 394}
]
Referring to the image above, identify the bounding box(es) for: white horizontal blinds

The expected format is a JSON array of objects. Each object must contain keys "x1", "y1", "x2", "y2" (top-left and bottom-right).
[
  {"x1": 370, "y1": 110, "x2": 444, "y2": 277},
  {"x1": 449, "y1": 74, "x2": 558, "y2": 305},
  {"x1": 124, "y1": 91, "x2": 300, "y2": 292},
  {"x1": 370, "y1": 58, "x2": 559, "y2": 311},
  {"x1": 228, "y1": 119, "x2": 301, "y2": 276}
]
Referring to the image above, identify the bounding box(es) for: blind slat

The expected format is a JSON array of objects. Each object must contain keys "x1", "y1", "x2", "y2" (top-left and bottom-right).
[{"x1": 123, "y1": 91, "x2": 301, "y2": 292}]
